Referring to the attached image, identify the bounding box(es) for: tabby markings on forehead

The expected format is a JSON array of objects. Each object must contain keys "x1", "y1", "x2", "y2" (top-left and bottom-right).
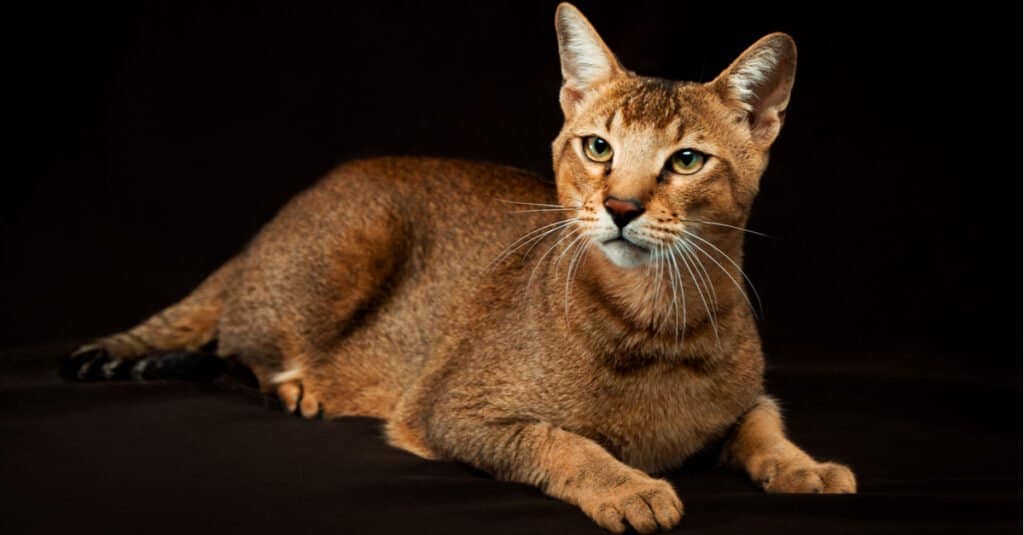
[
  {"x1": 603, "y1": 111, "x2": 617, "y2": 133},
  {"x1": 617, "y1": 79, "x2": 682, "y2": 129}
]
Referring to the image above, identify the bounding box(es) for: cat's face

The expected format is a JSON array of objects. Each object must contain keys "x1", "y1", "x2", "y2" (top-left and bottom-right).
[{"x1": 551, "y1": 4, "x2": 796, "y2": 269}]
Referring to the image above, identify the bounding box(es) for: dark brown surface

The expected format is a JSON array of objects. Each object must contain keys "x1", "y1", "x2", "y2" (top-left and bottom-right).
[{"x1": 1, "y1": 343, "x2": 1018, "y2": 534}]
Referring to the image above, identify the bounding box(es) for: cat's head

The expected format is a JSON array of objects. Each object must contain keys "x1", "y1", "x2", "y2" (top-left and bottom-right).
[{"x1": 551, "y1": 3, "x2": 796, "y2": 269}]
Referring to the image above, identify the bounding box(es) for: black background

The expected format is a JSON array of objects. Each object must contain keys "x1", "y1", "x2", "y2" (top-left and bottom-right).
[
  {"x1": 2, "y1": 2, "x2": 1019, "y2": 363},
  {"x1": 3, "y1": 1, "x2": 1018, "y2": 365},
  {"x1": 1, "y1": 2, "x2": 1020, "y2": 534}
]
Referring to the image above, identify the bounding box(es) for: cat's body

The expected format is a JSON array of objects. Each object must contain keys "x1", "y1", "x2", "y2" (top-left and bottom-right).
[
  {"x1": 68, "y1": 4, "x2": 855, "y2": 533},
  {"x1": 220, "y1": 158, "x2": 559, "y2": 422}
]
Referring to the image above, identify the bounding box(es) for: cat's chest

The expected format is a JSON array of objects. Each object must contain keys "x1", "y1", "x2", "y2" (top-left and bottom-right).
[{"x1": 570, "y1": 362, "x2": 760, "y2": 473}]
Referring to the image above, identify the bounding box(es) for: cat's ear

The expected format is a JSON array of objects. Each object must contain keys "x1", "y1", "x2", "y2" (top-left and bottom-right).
[
  {"x1": 555, "y1": 3, "x2": 626, "y2": 116},
  {"x1": 711, "y1": 33, "x2": 797, "y2": 147}
]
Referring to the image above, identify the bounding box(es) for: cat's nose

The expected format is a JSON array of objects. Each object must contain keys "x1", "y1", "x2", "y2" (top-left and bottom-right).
[{"x1": 604, "y1": 196, "x2": 645, "y2": 229}]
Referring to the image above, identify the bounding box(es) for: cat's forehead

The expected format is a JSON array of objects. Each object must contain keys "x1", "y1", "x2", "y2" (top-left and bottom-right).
[{"x1": 583, "y1": 77, "x2": 716, "y2": 138}]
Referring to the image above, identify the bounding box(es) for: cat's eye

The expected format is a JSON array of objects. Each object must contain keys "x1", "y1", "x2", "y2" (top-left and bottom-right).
[
  {"x1": 669, "y1": 149, "x2": 706, "y2": 175},
  {"x1": 583, "y1": 136, "x2": 614, "y2": 163}
]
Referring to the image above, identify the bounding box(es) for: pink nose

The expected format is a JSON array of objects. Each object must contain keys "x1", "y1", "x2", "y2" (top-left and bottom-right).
[{"x1": 604, "y1": 197, "x2": 644, "y2": 228}]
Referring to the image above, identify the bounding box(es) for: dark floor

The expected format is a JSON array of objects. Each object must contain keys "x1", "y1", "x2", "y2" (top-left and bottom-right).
[{"x1": 0, "y1": 343, "x2": 1019, "y2": 534}]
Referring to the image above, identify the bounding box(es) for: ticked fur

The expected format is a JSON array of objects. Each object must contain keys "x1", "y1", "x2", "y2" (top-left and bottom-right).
[{"x1": 70, "y1": 4, "x2": 854, "y2": 533}]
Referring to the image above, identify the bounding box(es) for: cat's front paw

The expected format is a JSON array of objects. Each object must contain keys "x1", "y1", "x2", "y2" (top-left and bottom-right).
[
  {"x1": 761, "y1": 459, "x2": 856, "y2": 494},
  {"x1": 579, "y1": 474, "x2": 684, "y2": 534}
]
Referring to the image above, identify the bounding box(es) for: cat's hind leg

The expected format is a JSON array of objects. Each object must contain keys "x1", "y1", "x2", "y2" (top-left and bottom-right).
[
  {"x1": 216, "y1": 304, "x2": 333, "y2": 420},
  {"x1": 218, "y1": 191, "x2": 410, "y2": 420},
  {"x1": 63, "y1": 257, "x2": 238, "y2": 381}
]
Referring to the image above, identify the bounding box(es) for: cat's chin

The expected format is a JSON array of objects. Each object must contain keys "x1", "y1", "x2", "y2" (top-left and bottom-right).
[{"x1": 598, "y1": 238, "x2": 650, "y2": 269}]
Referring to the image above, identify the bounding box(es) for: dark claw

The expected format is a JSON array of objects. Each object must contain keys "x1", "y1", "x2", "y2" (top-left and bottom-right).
[
  {"x1": 59, "y1": 347, "x2": 226, "y2": 382},
  {"x1": 59, "y1": 344, "x2": 99, "y2": 381},
  {"x1": 60, "y1": 346, "x2": 122, "y2": 381}
]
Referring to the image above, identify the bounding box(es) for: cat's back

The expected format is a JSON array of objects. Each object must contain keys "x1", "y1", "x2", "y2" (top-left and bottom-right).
[
  {"x1": 317, "y1": 157, "x2": 559, "y2": 270},
  {"x1": 281, "y1": 156, "x2": 554, "y2": 240},
  {"x1": 322, "y1": 156, "x2": 554, "y2": 209},
  {"x1": 245, "y1": 156, "x2": 558, "y2": 265}
]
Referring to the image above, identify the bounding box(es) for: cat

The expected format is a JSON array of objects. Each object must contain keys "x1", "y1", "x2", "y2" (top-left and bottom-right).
[{"x1": 65, "y1": 3, "x2": 855, "y2": 533}]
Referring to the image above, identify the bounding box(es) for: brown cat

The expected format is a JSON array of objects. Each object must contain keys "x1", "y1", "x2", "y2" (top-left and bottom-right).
[{"x1": 66, "y1": 4, "x2": 855, "y2": 533}]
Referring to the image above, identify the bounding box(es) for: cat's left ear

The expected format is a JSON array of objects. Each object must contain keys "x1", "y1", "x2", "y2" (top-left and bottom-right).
[
  {"x1": 711, "y1": 33, "x2": 797, "y2": 147},
  {"x1": 555, "y1": 3, "x2": 626, "y2": 117}
]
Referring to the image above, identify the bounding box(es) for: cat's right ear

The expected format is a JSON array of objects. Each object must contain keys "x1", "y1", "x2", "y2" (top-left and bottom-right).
[{"x1": 555, "y1": 3, "x2": 625, "y2": 117}]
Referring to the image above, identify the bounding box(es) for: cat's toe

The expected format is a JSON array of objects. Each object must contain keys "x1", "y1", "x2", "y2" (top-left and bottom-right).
[
  {"x1": 276, "y1": 380, "x2": 324, "y2": 419},
  {"x1": 62, "y1": 345, "x2": 126, "y2": 381},
  {"x1": 764, "y1": 460, "x2": 857, "y2": 494},
  {"x1": 580, "y1": 474, "x2": 683, "y2": 534},
  {"x1": 299, "y1": 393, "x2": 322, "y2": 419},
  {"x1": 817, "y1": 462, "x2": 857, "y2": 494},
  {"x1": 277, "y1": 381, "x2": 302, "y2": 414}
]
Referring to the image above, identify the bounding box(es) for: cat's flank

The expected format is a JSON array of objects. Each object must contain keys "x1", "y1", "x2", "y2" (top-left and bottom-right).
[{"x1": 66, "y1": 4, "x2": 855, "y2": 533}]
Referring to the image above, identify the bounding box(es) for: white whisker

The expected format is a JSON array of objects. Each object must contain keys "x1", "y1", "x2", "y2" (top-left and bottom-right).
[
  {"x1": 674, "y1": 240, "x2": 719, "y2": 346},
  {"x1": 525, "y1": 226, "x2": 581, "y2": 293},
  {"x1": 650, "y1": 246, "x2": 664, "y2": 326},
  {"x1": 489, "y1": 217, "x2": 578, "y2": 269},
  {"x1": 679, "y1": 240, "x2": 717, "y2": 311},
  {"x1": 552, "y1": 232, "x2": 591, "y2": 323},
  {"x1": 519, "y1": 219, "x2": 580, "y2": 262},
  {"x1": 497, "y1": 199, "x2": 569, "y2": 209},
  {"x1": 681, "y1": 230, "x2": 762, "y2": 318},
  {"x1": 555, "y1": 231, "x2": 589, "y2": 269},
  {"x1": 665, "y1": 243, "x2": 686, "y2": 344},
  {"x1": 563, "y1": 237, "x2": 592, "y2": 322},
  {"x1": 679, "y1": 218, "x2": 771, "y2": 237},
  {"x1": 510, "y1": 208, "x2": 576, "y2": 214},
  {"x1": 680, "y1": 240, "x2": 720, "y2": 320},
  {"x1": 656, "y1": 245, "x2": 672, "y2": 332}
]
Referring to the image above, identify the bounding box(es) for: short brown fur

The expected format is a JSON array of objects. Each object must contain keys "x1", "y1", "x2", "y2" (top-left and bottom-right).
[{"x1": 73, "y1": 4, "x2": 854, "y2": 532}]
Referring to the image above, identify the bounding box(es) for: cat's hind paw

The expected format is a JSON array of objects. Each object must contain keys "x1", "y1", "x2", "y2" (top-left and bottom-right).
[
  {"x1": 276, "y1": 380, "x2": 324, "y2": 419},
  {"x1": 61, "y1": 345, "x2": 124, "y2": 381},
  {"x1": 61, "y1": 345, "x2": 227, "y2": 382}
]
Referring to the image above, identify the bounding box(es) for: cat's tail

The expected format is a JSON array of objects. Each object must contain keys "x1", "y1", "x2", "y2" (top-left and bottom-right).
[{"x1": 61, "y1": 256, "x2": 240, "y2": 382}]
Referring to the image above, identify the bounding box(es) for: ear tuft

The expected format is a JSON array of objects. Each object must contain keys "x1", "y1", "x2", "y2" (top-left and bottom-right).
[
  {"x1": 555, "y1": 3, "x2": 624, "y2": 115},
  {"x1": 713, "y1": 33, "x2": 798, "y2": 146}
]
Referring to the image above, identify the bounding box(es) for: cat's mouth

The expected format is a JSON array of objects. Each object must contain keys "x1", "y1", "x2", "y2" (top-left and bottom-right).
[
  {"x1": 598, "y1": 236, "x2": 651, "y2": 268},
  {"x1": 602, "y1": 237, "x2": 647, "y2": 251}
]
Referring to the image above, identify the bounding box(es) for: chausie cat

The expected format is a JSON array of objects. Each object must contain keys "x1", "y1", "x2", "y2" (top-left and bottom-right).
[{"x1": 66, "y1": 4, "x2": 855, "y2": 532}]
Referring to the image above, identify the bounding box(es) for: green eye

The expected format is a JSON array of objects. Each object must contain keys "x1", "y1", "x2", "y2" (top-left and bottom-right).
[
  {"x1": 669, "y1": 149, "x2": 706, "y2": 175},
  {"x1": 583, "y1": 136, "x2": 613, "y2": 163}
]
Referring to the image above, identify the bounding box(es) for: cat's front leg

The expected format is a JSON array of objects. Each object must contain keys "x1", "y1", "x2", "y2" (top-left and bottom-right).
[
  {"x1": 433, "y1": 419, "x2": 683, "y2": 533},
  {"x1": 723, "y1": 395, "x2": 857, "y2": 494}
]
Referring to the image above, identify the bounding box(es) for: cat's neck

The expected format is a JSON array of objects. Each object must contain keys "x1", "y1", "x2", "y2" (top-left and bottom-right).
[{"x1": 536, "y1": 231, "x2": 751, "y2": 364}]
